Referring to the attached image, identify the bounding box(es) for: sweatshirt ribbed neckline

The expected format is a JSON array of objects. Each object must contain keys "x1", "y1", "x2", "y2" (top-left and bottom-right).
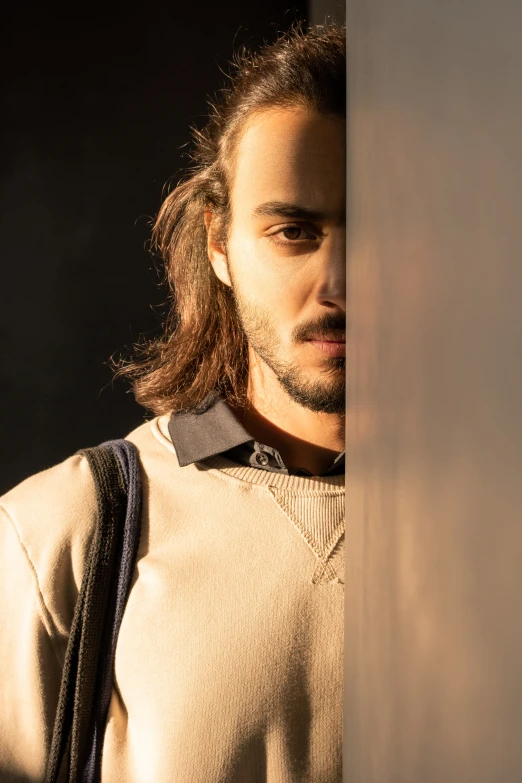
[
  {"x1": 202, "y1": 454, "x2": 345, "y2": 490},
  {"x1": 152, "y1": 416, "x2": 345, "y2": 492}
]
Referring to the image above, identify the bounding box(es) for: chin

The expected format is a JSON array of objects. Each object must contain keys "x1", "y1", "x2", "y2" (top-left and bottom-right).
[{"x1": 281, "y1": 373, "x2": 346, "y2": 415}]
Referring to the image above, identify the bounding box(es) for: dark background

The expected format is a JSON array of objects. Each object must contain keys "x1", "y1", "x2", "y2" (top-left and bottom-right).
[{"x1": 0, "y1": 1, "x2": 310, "y2": 494}]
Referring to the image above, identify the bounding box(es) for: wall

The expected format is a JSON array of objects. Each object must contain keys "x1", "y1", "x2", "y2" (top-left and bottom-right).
[{"x1": 344, "y1": 1, "x2": 522, "y2": 779}]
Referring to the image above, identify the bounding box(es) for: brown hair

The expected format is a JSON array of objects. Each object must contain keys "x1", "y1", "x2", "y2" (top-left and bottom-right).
[{"x1": 117, "y1": 22, "x2": 346, "y2": 415}]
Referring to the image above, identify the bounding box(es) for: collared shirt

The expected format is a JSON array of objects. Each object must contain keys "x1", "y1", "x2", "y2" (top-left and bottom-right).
[{"x1": 168, "y1": 393, "x2": 345, "y2": 477}]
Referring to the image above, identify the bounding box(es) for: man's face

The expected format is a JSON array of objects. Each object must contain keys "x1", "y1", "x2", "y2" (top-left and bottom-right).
[{"x1": 210, "y1": 107, "x2": 346, "y2": 414}]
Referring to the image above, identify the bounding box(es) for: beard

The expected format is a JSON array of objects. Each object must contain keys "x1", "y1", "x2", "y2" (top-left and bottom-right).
[{"x1": 229, "y1": 279, "x2": 346, "y2": 415}]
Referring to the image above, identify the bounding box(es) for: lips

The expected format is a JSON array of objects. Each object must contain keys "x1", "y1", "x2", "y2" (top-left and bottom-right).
[
  {"x1": 308, "y1": 332, "x2": 345, "y2": 343},
  {"x1": 306, "y1": 334, "x2": 346, "y2": 356}
]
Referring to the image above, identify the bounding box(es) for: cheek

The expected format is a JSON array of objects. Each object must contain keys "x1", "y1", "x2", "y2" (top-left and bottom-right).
[{"x1": 228, "y1": 234, "x2": 315, "y2": 316}]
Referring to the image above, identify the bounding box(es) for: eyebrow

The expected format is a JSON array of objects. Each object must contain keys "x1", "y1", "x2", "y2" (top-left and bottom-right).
[{"x1": 251, "y1": 201, "x2": 335, "y2": 222}]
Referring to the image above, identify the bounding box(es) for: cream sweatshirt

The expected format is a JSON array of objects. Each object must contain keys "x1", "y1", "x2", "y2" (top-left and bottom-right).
[{"x1": 0, "y1": 415, "x2": 344, "y2": 782}]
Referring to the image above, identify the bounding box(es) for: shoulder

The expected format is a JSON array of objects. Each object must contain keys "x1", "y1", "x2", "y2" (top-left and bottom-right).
[
  {"x1": 0, "y1": 414, "x2": 176, "y2": 554},
  {"x1": 0, "y1": 416, "x2": 176, "y2": 620},
  {"x1": 125, "y1": 413, "x2": 177, "y2": 466},
  {"x1": 0, "y1": 450, "x2": 98, "y2": 658},
  {"x1": 1, "y1": 448, "x2": 99, "y2": 566},
  {"x1": 0, "y1": 415, "x2": 181, "y2": 651}
]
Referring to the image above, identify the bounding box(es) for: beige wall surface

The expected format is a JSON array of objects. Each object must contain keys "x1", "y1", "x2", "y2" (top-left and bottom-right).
[{"x1": 344, "y1": 1, "x2": 522, "y2": 781}]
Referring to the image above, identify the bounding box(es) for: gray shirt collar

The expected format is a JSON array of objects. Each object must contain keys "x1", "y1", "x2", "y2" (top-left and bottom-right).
[
  {"x1": 168, "y1": 392, "x2": 345, "y2": 476},
  {"x1": 168, "y1": 394, "x2": 252, "y2": 467}
]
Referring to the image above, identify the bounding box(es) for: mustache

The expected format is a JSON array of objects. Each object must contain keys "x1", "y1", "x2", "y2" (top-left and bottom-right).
[{"x1": 292, "y1": 313, "x2": 346, "y2": 342}]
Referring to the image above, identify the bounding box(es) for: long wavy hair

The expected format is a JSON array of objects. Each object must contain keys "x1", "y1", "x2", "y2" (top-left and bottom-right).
[{"x1": 116, "y1": 22, "x2": 346, "y2": 415}]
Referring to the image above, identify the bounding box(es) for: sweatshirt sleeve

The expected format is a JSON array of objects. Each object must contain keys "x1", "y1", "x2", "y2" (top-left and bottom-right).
[
  {"x1": 0, "y1": 454, "x2": 97, "y2": 782},
  {"x1": 0, "y1": 504, "x2": 62, "y2": 781}
]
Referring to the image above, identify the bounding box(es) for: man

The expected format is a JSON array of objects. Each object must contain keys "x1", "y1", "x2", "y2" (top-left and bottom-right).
[{"x1": 0, "y1": 23, "x2": 346, "y2": 782}]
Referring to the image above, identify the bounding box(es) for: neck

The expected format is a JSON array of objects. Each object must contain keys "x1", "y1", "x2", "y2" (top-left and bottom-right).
[{"x1": 232, "y1": 352, "x2": 345, "y2": 476}]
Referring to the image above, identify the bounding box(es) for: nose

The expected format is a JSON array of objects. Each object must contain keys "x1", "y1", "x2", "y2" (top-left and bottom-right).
[{"x1": 315, "y1": 228, "x2": 346, "y2": 311}]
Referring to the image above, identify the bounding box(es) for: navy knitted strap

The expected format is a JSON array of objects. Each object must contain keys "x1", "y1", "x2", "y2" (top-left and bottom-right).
[
  {"x1": 45, "y1": 438, "x2": 142, "y2": 783},
  {"x1": 82, "y1": 439, "x2": 142, "y2": 783}
]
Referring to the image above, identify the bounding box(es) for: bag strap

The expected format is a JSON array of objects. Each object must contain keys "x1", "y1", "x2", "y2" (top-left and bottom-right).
[{"x1": 45, "y1": 439, "x2": 142, "y2": 783}]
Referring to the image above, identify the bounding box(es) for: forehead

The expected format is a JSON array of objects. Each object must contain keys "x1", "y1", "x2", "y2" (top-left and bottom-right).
[{"x1": 230, "y1": 108, "x2": 346, "y2": 222}]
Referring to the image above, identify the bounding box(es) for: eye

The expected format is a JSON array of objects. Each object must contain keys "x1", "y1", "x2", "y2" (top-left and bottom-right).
[
  {"x1": 268, "y1": 224, "x2": 320, "y2": 244},
  {"x1": 281, "y1": 226, "x2": 308, "y2": 241}
]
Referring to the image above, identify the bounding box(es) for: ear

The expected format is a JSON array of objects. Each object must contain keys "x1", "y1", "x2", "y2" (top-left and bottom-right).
[{"x1": 204, "y1": 210, "x2": 231, "y2": 287}]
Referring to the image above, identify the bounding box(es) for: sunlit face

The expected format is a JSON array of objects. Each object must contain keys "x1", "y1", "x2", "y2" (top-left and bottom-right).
[{"x1": 209, "y1": 107, "x2": 346, "y2": 414}]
